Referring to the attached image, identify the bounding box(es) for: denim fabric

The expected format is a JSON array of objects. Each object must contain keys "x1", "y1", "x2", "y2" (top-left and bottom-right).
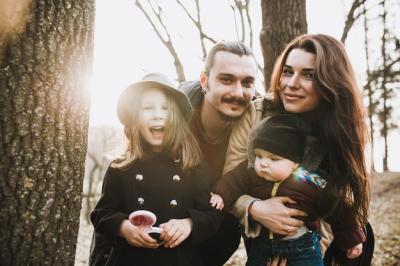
[{"x1": 246, "y1": 231, "x2": 323, "y2": 266}]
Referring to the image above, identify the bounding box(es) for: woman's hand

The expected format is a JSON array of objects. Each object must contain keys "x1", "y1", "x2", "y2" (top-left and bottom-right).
[
  {"x1": 210, "y1": 193, "x2": 224, "y2": 210},
  {"x1": 118, "y1": 220, "x2": 159, "y2": 248},
  {"x1": 346, "y1": 243, "x2": 363, "y2": 259},
  {"x1": 160, "y1": 218, "x2": 193, "y2": 248},
  {"x1": 250, "y1": 197, "x2": 306, "y2": 235}
]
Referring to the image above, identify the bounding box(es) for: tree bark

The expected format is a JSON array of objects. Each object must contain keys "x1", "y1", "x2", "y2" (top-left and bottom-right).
[
  {"x1": 260, "y1": 0, "x2": 307, "y2": 90},
  {"x1": 0, "y1": 0, "x2": 95, "y2": 265}
]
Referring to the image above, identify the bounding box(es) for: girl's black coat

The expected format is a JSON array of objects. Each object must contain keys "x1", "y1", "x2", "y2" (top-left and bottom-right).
[{"x1": 91, "y1": 154, "x2": 222, "y2": 266}]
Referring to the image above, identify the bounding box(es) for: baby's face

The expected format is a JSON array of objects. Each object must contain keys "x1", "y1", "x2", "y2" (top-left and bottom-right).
[{"x1": 254, "y1": 148, "x2": 297, "y2": 182}]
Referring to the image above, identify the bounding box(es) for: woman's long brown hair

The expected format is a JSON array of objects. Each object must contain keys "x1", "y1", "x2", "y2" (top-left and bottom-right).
[{"x1": 270, "y1": 34, "x2": 370, "y2": 224}]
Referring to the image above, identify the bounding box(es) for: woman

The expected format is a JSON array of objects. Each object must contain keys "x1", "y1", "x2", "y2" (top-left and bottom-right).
[{"x1": 224, "y1": 34, "x2": 372, "y2": 265}]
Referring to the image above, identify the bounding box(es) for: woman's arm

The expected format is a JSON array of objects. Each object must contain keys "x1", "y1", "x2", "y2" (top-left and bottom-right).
[{"x1": 247, "y1": 197, "x2": 306, "y2": 235}]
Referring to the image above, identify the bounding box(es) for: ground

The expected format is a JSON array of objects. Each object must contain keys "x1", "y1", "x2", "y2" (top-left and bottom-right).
[{"x1": 74, "y1": 172, "x2": 400, "y2": 265}]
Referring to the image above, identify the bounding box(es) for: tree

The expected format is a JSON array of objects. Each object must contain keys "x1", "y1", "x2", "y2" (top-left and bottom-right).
[
  {"x1": 134, "y1": 0, "x2": 257, "y2": 82},
  {"x1": 0, "y1": 0, "x2": 95, "y2": 264},
  {"x1": 260, "y1": 0, "x2": 307, "y2": 89},
  {"x1": 362, "y1": 0, "x2": 399, "y2": 171},
  {"x1": 362, "y1": 3, "x2": 377, "y2": 172},
  {"x1": 135, "y1": 0, "x2": 187, "y2": 82}
]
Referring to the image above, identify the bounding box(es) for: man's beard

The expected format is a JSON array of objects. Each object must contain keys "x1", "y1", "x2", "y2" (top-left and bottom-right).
[{"x1": 216, "y1": 95, "x2": 250, "y2": 122}]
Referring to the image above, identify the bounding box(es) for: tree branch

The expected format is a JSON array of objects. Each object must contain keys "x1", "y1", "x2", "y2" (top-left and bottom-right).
[
  {"x1": 341, "y1": 0, "x2": 367, "y2": 43},
  {"x1": 175, "y1": 0, "x2": 217, "y2": 59}
]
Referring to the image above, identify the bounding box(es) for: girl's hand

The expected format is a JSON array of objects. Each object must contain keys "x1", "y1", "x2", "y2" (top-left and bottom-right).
[
  {"x1": 210, "y1": 193, "x2": 224, "y2": 210},
  {"x1": 118, "y1": 220, "x2": 159, "y2": 248},
  {"x1": 250, "y1": 197, "x2": 306, "y2": 235},
  {"x1": 346, "y1": 243, "x2": 363, "y2": 259},
  {"x1": 159, "y1": 218, "x2": 193, "y2": 248}
]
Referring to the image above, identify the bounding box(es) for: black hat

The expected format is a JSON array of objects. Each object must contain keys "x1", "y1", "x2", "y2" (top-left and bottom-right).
[
  {"x1": 252, "y1": 114, "x2": 311, "y2": 163},
  {"x1": 117, "y1": 72, "x2": 192, "y2": 126}
]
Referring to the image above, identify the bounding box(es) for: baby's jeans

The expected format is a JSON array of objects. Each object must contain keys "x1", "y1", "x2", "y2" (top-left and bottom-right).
[{"x1": 246, "y1": 231, "x2": 323, "y2": 266}]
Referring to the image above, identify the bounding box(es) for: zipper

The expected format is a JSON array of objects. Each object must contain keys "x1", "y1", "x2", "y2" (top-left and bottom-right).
[{"x1": 269, "y1": 180, "x2": 282, "y2": 239}]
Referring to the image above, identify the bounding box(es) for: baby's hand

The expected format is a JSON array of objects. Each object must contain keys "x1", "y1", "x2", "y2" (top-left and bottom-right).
[
  {"x1": 210, "y1": 193, "x2": 224, "y2": 210},
  {"x1": 346, "y1": 243, "x2": 363, "y2": 259}
]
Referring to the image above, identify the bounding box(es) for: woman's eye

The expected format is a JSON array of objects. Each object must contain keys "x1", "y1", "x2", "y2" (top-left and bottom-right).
[
  {"x1": 282, "y1": 68, "x2": 293, "y2": 76},
  {"x1": 304, "y1": 72, "x2": 314, "y2": 80}
]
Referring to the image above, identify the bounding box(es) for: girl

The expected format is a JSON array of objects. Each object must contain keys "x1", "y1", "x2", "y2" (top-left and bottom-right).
[
  {"x1": 91, "y1": 73, "x2": 222, "y2": 266},
  {"x1": 222, "y1": 34, "x2": 372, "y2": 265}
]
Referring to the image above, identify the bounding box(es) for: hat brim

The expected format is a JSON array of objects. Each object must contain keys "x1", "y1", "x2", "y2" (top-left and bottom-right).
[{"x1": 117, "y1": 80, "x2": 193, "y2": 126}]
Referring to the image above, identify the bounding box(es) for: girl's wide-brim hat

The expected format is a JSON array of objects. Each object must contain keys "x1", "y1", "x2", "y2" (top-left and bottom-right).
[{"x1": 117, "y1": 72, "x2": 193, "y2": 126}]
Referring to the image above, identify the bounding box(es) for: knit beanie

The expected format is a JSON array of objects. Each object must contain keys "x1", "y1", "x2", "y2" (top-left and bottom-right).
[{"x1": 252, "y1": 114, "x2": 311, "y2": 163}]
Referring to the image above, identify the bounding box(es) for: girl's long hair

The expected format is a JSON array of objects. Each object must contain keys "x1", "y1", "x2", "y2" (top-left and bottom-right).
[
  {"x1": 270, "y1": 34, "x2": 370, "y2": 224},
  {"x1": 113, "y1": 87, "x2": 202, "y2": 173}
]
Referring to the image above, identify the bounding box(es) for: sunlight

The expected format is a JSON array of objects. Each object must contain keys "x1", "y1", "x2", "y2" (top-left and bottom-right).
[{"x1": 89, "y1": 0, "x2": 399, "y2": 171}]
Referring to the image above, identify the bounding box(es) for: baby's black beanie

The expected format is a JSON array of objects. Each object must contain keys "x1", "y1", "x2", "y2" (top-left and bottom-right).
[{"x1": 253, "y1": 114, "x2": 310, "y2": 163}]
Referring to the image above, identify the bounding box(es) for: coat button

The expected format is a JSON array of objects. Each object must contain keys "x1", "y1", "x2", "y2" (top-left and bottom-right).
[
  {"x1": 174, "y1": 158, "x2": 181, "y2": 163},
  {"x1": 172, "y1": 175, "x2": 180, "y2": 182},
  {"x1": 136, "y1": 174, "x2": 143, "y2": 181},
  {"x1": 138, "y1": 197, "x2": 144, "y2": 205},
  {"x1": 170, "y1": 200, "x2": 178, "y2": 207}
]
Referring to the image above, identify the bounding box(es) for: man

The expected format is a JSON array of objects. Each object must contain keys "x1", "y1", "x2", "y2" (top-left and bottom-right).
[{"x1": 179, "y1": 41, "x2": 258, "y2": 266}]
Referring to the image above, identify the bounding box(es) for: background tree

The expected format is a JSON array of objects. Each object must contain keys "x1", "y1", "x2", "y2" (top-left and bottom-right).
[
  {"x1": 135, "y1": 0, "x2": 186, "y2": 82},
  {"x1": 260, "y1": 0, "x2": 307, "y2": 89},
  {"x1": 0, "y1": 0, "x2": 95, "y2": 264},
  {"x1": 376, "y1": 0, "x2": 398, "y2": 171},
  {"x1": 362, "y1": 0, "x2": 399, "y2": 172}
]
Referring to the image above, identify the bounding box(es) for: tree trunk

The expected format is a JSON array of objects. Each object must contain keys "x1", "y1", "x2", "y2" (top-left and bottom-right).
[
  {"x1": 362, "y1": 4, "x2": 375, "y2": 172},
  {"x1": 260, "y1": 0, "x2": 307, "y2": 90},
  {"x1": 381, "y1": 0, "x2": 389, "y2": 171},
  {"x1": 0, "y1": 0, "x2": 95, "y2": 265}
]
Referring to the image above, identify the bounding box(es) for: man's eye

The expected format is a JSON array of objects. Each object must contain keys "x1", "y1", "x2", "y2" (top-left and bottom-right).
[
  {"x1": 220, "y1": 78, "x2": 231, "y2": 84},
  {"x1": 242, "y1": 79, "x2": 254, "y2": 88}
]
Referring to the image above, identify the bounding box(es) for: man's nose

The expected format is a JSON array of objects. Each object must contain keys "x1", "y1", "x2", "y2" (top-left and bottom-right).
[{"x1": 231, "y1": 81, "x2": 244, "y2": 97}]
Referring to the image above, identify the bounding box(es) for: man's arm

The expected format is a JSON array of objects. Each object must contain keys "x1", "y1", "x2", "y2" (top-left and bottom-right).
[{"x1": 223, "y1": 98, "x2": 262, "y2": 174}]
